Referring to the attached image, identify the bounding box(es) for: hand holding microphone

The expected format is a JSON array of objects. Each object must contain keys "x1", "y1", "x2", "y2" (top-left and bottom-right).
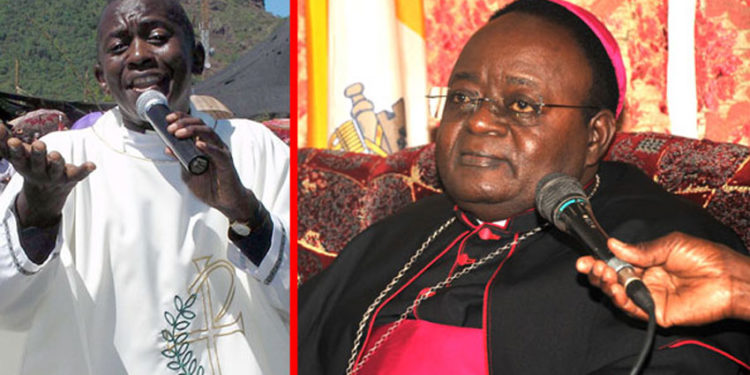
[
  {"x1": 136, "y1": 90, "x2": 209, "y2": 175},
  {"x1": 136, "y1": 90, "x2": 260, "y2": 226},
  {"x1": 577, "y1": 233, "x2": 750, "y2": 328}
]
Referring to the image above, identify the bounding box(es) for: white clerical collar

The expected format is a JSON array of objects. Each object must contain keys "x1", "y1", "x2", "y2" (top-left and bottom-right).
[{"x1": 477, "y1": 219, "x2": 508, "y2": 227}]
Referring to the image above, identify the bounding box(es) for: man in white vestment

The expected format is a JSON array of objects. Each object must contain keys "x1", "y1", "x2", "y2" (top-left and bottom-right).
[{"x1": 0, "y1": 0, "x2": 289, "y2": 374}]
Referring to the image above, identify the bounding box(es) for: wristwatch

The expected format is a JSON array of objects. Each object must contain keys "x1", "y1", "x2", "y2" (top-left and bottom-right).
[{"x1": 229, "y1": 219, "x2": 252, "y2": 237}]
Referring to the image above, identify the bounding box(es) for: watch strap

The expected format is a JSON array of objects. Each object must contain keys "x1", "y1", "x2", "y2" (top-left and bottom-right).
[{"x1": 228, "y1": 203, "x2": 273, "y2": 267}]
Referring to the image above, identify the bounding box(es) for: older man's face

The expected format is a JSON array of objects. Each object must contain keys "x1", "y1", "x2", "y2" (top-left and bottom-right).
[
  {"x1": 435, "y1": 12, "x2": 597, "y2": 221},
  {"x1": 95, "y1": 0, "x2": 200, "y2": 126}
]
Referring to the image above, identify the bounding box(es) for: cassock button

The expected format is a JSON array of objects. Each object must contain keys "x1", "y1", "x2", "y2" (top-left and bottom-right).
[
  {"x1": 478, "y1": 227, "x2": 500, "y2": 241},
  {"x1": 457, "y1": 252, "x2": 476, "y2": 265}
]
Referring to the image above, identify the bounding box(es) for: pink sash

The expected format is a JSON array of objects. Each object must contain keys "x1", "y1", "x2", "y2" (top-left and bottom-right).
[{"x1": 358, "y1": 320, "x2": 485, "y2": 374}]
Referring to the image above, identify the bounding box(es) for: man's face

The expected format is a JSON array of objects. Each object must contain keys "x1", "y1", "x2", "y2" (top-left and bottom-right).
[
  {"x1": 435, "y1": 12, "x2": 598, "y2": 221},
  {"x1": 95, "y1": 0, "x2": 200, "y2": 126}
]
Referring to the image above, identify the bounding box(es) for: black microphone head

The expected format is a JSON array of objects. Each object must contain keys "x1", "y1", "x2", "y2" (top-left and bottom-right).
[
  {"x1": 136, "y1": 90, "x2": 168, "y2": 122},
  {"x1": 535, "y1": 173, "x2": 588, "y2": 228}
]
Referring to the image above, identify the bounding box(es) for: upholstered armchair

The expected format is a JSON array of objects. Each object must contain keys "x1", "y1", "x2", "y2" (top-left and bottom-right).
[{"x1": 298, "y1": 132, "x2": 750, "y2": 284}]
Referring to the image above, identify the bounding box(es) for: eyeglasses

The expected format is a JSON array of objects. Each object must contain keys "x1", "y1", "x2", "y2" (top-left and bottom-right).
[{"x1": 427, "y1": 91, "x2": 599, "y2": 126}]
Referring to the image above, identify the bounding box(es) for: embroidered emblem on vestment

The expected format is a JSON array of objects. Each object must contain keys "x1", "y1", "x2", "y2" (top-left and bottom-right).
[
  {"x1": 161, "y1": 294, "x2": 205, "y2": 374},
  {"x1": 161, "y1": 256, "x2": 245, "y2": 375}
]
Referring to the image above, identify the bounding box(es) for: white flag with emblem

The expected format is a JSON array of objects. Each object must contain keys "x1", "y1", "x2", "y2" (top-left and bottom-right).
[{"x1": 306, "y1": 0, "x2": 429, "y2": 154}]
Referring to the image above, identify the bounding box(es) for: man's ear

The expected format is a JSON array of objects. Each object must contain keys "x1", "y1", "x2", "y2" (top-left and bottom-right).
[
  {"x1": 94, "y1": 63, "x2": 109, "y2": 94},
  {"x1": 192, "y1": 42, "x2": 205, "y2": 75},
  {"x1": 584, "y1": 109, "x2": 617, "y2": 167}
]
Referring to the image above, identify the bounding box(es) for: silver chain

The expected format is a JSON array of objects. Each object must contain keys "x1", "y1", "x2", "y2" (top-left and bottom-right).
[
  {"x1": 345, "y1": 174, "x2": 600, "y2": 375},
  {"x1": 344, "y1": 216, "x2": 456, "y2": 375}
]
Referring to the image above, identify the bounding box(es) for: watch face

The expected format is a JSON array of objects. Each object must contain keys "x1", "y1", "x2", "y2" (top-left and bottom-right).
[{"x1": 231, "y1": 222, "x2": 252, "y2": 237}]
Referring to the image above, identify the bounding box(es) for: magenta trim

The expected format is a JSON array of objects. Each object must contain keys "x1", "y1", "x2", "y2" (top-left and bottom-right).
[
  {"x1": 482, "y1": 232, "x2": 521, "y2": 374},
  {"x1": 353, "y1": 228, "x2": 471, "y2": 369},
  {"x1": 359, "y1": 320, "x2": 484, "y2": 374},
  {"x1": 661, "y1": 339, "x2": 750, "y2": 370}
]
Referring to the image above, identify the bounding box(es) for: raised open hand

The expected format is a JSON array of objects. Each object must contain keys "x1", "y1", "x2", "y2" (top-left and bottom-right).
[{"x1": 0, "y1": 125, "x2": 95, "y2": 228}]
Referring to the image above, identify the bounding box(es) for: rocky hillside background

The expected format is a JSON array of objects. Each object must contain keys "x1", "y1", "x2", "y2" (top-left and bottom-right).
[{"x1": 0, "y1": 0, "x2": 283, "y2": 103}]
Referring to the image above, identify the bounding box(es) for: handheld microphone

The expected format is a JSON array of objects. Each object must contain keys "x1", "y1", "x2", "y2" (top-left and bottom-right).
[
  {"x1": 136, "y1": 90, "x2": 209, "y2": 175},
  {"x1": 535, "y1": 173, "x2": 654, "y2": 313}
]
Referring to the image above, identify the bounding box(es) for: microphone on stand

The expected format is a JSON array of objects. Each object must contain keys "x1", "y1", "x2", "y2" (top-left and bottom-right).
[{"x1": 136, "y1": 90, "x2": 209, "y2": 175}]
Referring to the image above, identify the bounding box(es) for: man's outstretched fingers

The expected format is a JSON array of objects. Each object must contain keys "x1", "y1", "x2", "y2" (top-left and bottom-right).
[
  {"x1": 65, "y1": 162, "x2": 97, "y2": 182},
  {"x1": 46, "y1": 152, "x2": 66, "y2": 180},
  {"x1": 29, "y1": 141, "x2": 48, "y2": 176}
]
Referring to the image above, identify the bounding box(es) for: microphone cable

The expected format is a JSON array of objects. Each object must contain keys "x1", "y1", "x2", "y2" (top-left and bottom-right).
[
  {"x1": 534, "y1": 172, "x2": 658, "y2": 374},
  {"x1": 628, "y1": 281, "x2": 656, "y2": 375}
]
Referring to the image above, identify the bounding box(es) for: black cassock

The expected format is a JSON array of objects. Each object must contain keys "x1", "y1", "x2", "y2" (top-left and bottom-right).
[{"x1": 299, "y1": 161, "x2": 750, "y2": 374}]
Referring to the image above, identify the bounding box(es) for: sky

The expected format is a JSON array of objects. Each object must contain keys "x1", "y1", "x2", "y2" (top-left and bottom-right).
[{"x1": 265, "y1": 0, "x2": 289, "y2": 17}]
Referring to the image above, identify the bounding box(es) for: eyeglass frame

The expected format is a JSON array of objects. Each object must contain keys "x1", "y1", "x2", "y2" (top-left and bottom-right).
[{"x1": 426, "y1": 91, "x2": 600, "y2": 125}]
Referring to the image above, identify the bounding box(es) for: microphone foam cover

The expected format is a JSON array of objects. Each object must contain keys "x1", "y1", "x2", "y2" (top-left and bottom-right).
[
  {"x1": 534, "y1": 173, "x2": 587, "y2": 224},
  {"x1": 135, "y1": 90, "x2": 168, "y2": 122}
]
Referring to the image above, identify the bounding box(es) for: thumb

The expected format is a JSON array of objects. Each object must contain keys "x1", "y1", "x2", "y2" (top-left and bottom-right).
[{"x1": 608, "y1": 237, "x2": 667, "y2": 268}]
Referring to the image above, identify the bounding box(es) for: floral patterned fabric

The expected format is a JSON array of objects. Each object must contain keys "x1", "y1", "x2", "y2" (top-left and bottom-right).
[
  {"x1": 298, "y1": 132, "x2": 750, "y2": 284},
  {"x1": 424, "y1": 0, "x2": 670, "y2": 133},
  {"x1": 262, "y1": 118, "x2": 291, "y2": 145},
  {"x1": 696, "y1": 0, "x2": 750, "y2": 145}
]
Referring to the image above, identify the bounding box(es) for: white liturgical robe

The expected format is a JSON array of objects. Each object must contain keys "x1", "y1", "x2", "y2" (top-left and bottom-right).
[{"x1": 0, "y1": 107, "x2": 290, "y2": 375}]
